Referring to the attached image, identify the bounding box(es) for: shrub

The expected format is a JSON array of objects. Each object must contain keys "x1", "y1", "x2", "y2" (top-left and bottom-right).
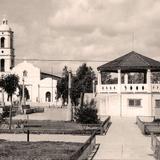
[
  {"x1": 153, "y1": 118, "x2": 160, "y2": 123},
  {"x1": 0, "y1": 108, "x2": 9, "y2": 123},
  {"x1": 74, "y1": 99, "x2": 99, "y2": 124}
]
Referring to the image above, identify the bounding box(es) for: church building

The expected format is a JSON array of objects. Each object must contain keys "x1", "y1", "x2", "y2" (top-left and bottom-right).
[{"x1": 0, "y1": 18, "x2": 60, "y2": 106}]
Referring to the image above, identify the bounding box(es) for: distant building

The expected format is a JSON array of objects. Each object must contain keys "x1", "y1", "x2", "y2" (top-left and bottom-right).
[
  {"x1": 97, "y1": 51, "x2": 160, "y2": 117},
  {"x1": 0, "y1": 18, "x2": 60, "y2": 105}
]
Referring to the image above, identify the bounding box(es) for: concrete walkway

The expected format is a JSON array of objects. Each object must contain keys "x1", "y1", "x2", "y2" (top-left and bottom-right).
[
  {"x1": 94, "y1": 117, "x2": 155, "y2": 160},
  {"x1": 14, "y1": 107, "x2": 68, "y2": 121}
]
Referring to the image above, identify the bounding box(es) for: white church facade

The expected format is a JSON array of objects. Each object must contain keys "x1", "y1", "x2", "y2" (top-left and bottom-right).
[
  {"x1": 0, "y1": 18, "x2": 60, "y2": 106},
  {"x1": 96, "y1": 51, "x2": 160, "y2": 117}
]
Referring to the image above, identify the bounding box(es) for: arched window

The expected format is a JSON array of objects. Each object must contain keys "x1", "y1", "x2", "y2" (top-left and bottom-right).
[
  {"x1": 1, "y1": 37, "x2": 5, "y2": 48},
  {"x1": 11, "y1": 59, "x2": 14, "y2": 68},
  {"x1": 1, "y1": 59, "x2": 5, "y2": 72},
  {"x1": 45, "y1": 92, "x2": 51, "y2": 102}
]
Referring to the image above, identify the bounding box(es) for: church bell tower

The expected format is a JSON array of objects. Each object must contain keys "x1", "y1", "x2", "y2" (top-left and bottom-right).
[{"x1": 0, "y1": 18, "x2": 15, "y2": 73}]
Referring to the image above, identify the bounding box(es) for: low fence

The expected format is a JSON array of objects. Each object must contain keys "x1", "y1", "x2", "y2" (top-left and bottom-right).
[
  {"x1": 99, "y1": 116, "x2": 111, "y2": 135},
  {"x1": 68, "y1": 117, "x2": 111, "y2": 160},
  {"x1": 79, "y1": 116, "x2": 111, "y2": 135},
  {"x1": 0, "y1": 116, "x2": 111, "y2": 135},
  {"x1": 136, "y1": 116, "x2": 160, "y2": 135},
  {"x1": 0, "y1": 117, "x2": 111, "y2": 159},
  {"x1": 69, "y1": 130, "x2": 96, "y2": 160},
  {"x1": 151, "y1": 134, "x2": 160, "y2": 160},
  {"x1": 136, "y1": 116, "x2": 147, "y2": 134}
]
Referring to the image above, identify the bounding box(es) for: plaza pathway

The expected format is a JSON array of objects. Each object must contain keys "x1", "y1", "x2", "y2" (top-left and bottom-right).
[
  {"x1": 0, "y1": 133, "x2": 88, "y2": 143},
  {"x1": 94, "y1": 117, "x2": 155, "y2": 160},
  {"x1": 14, "y1": 107, "x2": 68, "y2": 121}
]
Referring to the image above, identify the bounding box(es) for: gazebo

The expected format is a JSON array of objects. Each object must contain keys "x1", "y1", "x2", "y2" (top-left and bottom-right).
[{"x1": 96, "y1": 51, "x2": 160, "y2": 117}]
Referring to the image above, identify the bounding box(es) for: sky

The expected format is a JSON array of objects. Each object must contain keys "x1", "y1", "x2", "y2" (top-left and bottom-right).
[{"x1": 0, "y1": 0, "x2": 160, "y2": 76}]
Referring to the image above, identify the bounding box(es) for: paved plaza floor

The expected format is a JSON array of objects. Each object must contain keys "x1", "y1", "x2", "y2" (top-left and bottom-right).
[
  {"x1": 94, "y1": 116, "x2": 155, "y2": 160},
  {"x1": 14, "y1": 107, "x2": 68, "y2": 121}
]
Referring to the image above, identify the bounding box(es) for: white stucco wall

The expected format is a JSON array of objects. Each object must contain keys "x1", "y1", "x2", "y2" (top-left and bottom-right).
[
  {"x1": 12, "y1": 61, "x2": 40, "y2": 103},
  {"x1": 96, "y1": 94, "x2": 107, "y2": 116},
  {"x1": 152, "y1": 94, "x2": 160, "y2": 116},
  {"x1": 39, "y1": 78, "x2": 57, "y2": 103},
  {"x1": 97, "y1": 93, "x2": 160, "y2": 117},
  {"x1": 121, "y1": 94, "x2": 151, "y2": 117},
  {"x1": 11, "y1": 61, "x2": 58, "y2": 105}
]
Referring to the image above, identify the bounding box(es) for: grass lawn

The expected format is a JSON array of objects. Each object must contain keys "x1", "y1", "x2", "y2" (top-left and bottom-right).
[
  {"x1": 137, "y1": 117, "x2": 160, "y2": 135},
  {"x1": 0, "y1": 116, "x2": 112, "y2": 135},
  {"x1": 146, "y1": 125, "x2": 160, "y2": 134},
  {"x1": 0, "y1": 140, "x2": 83, "y2": 160},
  {"x1": 0, "y1": 119, "x2": 102, "y2": 134}
]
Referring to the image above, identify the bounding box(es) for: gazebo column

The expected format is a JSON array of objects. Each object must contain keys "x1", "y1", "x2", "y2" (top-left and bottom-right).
[
  {"x1": 98, "y1": 71, "x2": 102, "y2": 85},
  {"x1": 124, "y1": 73, "x2": 128, "y2": 84},
  {"x1": 118, "y1": 69, "x2": 121, "y2": 93},
  {"x1": 147, "y1": 69, "x2": 151, "y2": 92}
]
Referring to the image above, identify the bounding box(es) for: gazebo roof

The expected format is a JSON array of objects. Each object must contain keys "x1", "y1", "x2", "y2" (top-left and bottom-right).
[{"x1": 97, "y1": 51, "x2": 160, "y2": 72}]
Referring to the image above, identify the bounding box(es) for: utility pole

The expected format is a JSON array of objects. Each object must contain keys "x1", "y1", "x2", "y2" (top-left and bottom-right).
[
  {"x1": 22, "y1": 77, "x2": 25, "y2": 106},
  {"x1": 93, "y1": 79, "x2": 95, "y2": 98},
  {"x1": 51, "y1": 66, "x2": 53, "y2": 103},
  {"x1": 22, "y1": 70, "x2": 27, "y2": 106},
  {"x1": 67, "y1": 69, "x2": 72, "y2": 121},
  {"x1": 38, "y1": 84, "x2": 40, "y2": 103},
  {"x1": 132, "y1": 32, "x2": 135, "y2": 51}
]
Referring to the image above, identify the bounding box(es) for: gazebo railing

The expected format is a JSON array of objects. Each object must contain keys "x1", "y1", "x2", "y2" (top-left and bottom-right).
[
  {"x1": 152, "y1": 84, "x2": 160, "y2": 92},
  {"x1": 97, "y1": 83, "x2": 160, "y2": 93},
  {"x1": 97, "y1": 84, "x2": 118, "y2": 93},
  {"x1": 121, "y1": 84, "x2": 148, "y2": 92}
]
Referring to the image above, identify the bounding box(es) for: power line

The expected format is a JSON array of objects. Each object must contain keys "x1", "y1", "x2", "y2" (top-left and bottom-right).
[{"x1": 15, "y1": 58, "x2": 109, "y2": 63}]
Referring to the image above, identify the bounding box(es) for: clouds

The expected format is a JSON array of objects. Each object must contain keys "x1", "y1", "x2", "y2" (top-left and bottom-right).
[
  {"x1": 1, "y1": 0, "x2": 160, "y2": 75},
  {"x1": 48, "y1": 0, "x2": 160, "y2": 55}
]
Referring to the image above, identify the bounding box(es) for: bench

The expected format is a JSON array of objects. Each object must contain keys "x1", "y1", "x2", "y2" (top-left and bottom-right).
[{"x1": 24, "y1": 124, "x2": 42, "y2": 128}]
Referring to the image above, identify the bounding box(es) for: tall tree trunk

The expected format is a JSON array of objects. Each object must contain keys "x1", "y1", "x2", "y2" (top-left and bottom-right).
[
  {"x1": 80, "y1": 92, "x2": 84, "y2": 107},
  {"x1": 2, "y1": 89, "x2": 4, "y2": 107},
  {"x1": 9, "y1": 95, "x2": 13, "y2": 130}
]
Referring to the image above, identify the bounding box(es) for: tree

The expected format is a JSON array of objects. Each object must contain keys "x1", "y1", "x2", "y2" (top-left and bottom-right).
[
  {"x1": 128, "y1": 73, "x2": 144, "y2": 84},
  {"x1": 74, "y1": 99, "x2": 99, "y2": 124},
  {"x1": 56, "y1": 66, "x2": 69, "y2": 105},
  {"x1": 0, "y1": 74, "x2": 19, "y2": 130},
  {"x1": 18, "y1": 85, "x2": 30, "y2": 103},
  {"x1": 70, "y1": 76, "x2": 81, "y2": 106},
  {"x1": 101, "y1": 72, "x2": 111, "y2": 84},
  {"x1": 75, "y1": 63, "x2": 95, "y2": 106},
  {"x1": 56, "y1": 64, "x2": 95, "y2": 107},
  {"x1": 152, "y1": 72, "x2": 160, "y2": 83}
]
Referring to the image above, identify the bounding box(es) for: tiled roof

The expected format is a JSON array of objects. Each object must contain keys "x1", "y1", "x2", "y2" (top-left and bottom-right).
[
  {"x1": 98, "y1": 51, "x2": 160, "y2": 72},
  {"x1": 40, "y1": 72, "x2": 61, "y2": 80}
]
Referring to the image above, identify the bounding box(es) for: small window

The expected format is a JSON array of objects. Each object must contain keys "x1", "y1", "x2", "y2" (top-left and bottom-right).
[
  {"x1": 128, "y1": 99, "x2": 142, "y2": 107},
  {"x1": 129, "y1": 99, "x2": 134, "y2": 106},
  {"x1": 0, "y1": 59, "x2": 5, "y2": 72},
  {"x1": 155, "y1": 100, "x2": 160, "y2": 108},
  {"x1": 1, "y1": 37, "x2": 5, "y2": 48},
  {"x1": 11, "y1": 59, "x2": 14, "y2": 68},
  {"x1": 135, "y1": 99, "x2": 141, "y2": 106},
  {"x1": 23, "y1": 70, "x2": 28, "y2": 77}
]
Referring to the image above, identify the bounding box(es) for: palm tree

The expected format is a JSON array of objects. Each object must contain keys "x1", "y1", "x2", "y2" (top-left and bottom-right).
[{"x1": 0, "y1": 74, "x2": 19, "y2": 130}]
